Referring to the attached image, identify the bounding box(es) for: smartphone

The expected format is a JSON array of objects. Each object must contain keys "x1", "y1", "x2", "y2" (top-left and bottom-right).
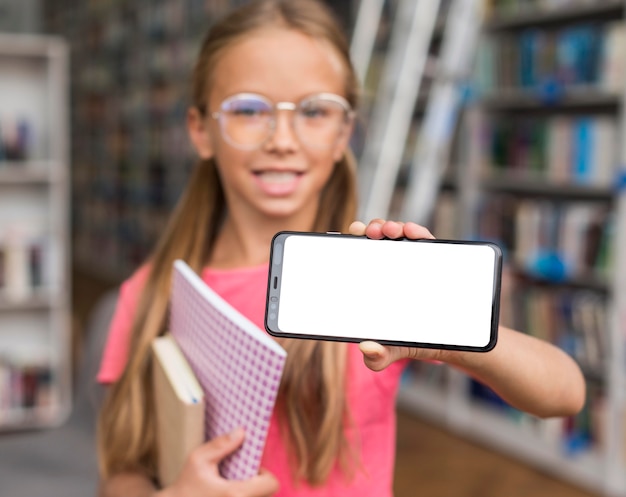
[{"x1": 265, "y1": 231, "x2": 502, "y2": 352}]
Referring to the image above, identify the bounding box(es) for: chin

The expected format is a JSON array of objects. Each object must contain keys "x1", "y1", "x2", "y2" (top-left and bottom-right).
[{"x1": 260, "y1": 201, "x2": 314, "y2": 223}]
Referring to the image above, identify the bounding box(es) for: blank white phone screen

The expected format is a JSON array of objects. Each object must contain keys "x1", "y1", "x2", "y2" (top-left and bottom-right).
[{"x1": 276, "y1": 235, "x2": 499, "y2": 348}]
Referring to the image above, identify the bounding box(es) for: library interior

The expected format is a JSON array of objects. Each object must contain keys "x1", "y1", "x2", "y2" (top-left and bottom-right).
[{"x1": 0, "y1": 0, "x2": 625, "y2": 496}]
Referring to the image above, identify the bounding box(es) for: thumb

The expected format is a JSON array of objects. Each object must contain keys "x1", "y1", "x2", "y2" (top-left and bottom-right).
[
  {"x1": 199, "y1": 427, "x2": 246, "y2": 464},
  {"x1": 359, "y1": 341, "x2": 404, "y2": 371}
]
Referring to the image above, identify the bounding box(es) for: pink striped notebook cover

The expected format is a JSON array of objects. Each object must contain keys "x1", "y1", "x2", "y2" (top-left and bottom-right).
[{"x1": 169, "y1": 260, "x2": 287, "y2": 480}]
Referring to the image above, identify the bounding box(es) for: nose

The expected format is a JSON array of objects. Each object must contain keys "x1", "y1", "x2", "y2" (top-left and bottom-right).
[{"x1": 264, "y1": 107, "x2": 300, "y2": 152}]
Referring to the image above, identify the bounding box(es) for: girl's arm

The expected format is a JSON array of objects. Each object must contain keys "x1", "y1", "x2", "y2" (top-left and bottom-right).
[
  {"x1": 359, "y1": 326, "x2": 585, "y2": 417},
  {"x1": 350, "y1": 219, "x2": 586, "y2": 418}
]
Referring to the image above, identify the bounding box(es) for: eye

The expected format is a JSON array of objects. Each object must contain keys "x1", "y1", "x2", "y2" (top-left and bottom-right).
[
  {"x1": 224, "y1": 97, "x2": 271, "y2": 118},
  {"x1": 300, "y1": 102, "x2": 330, "y2": 119}
]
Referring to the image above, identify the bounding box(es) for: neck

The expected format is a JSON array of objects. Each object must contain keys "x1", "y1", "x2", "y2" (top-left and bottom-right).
[{"x1": 209, "y1": 207, "x2": 318, "y2": 270}]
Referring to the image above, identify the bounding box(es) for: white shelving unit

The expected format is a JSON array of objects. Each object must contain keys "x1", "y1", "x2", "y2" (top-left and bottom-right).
[
  {"x1": 0, "y1": 33, "x2": 71, "y2": 431},
  {"x1": 398, "y1": 1, "x2": 626, "y2": 496}
]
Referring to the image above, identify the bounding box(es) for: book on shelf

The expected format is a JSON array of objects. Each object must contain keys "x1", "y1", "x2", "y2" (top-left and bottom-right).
[
  {"x1": 0, "y1": 356, "x2": 53, "y2": 419},
  {"x1": 160, "y1": 260, "x2": 287, "y2": 482},
  {"x1": 0, "y1": 224, "x2": 56, "y2": 302}
]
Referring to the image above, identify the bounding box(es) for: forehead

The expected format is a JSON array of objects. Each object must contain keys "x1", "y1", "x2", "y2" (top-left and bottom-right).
[{"x1": 209, "y1": 27, "x2": 347, "y2": 104}]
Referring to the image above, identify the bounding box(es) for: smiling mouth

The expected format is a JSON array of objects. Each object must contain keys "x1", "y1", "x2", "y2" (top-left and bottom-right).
[{"x1": 253, "y1": 171, "x2": 303, "y2": 183}]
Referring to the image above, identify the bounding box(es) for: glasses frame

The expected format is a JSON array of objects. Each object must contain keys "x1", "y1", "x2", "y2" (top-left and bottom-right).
[{"x1": 206, "y1": 92, "x2": 355, "y2": 150}]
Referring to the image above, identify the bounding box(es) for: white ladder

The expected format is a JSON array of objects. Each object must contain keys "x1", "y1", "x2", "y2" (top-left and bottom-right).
[{"x1": 352, "y1": 0, "x2": 485, "y2": 225}]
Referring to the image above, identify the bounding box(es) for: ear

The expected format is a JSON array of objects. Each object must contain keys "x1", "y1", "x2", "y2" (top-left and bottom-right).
[
  {"x1": 187, "y1": 107, "x2": 214, "y2": 160},
  {"x1": 332, "y1": 116, "x2": 355, "y2": 162}
]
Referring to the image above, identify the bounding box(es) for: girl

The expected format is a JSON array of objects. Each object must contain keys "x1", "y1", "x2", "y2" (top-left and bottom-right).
[{"x1": 96, "y1": 1, "x2": 586, "y2": 496}]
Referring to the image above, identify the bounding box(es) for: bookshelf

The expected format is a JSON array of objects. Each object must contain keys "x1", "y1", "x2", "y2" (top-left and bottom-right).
[
  {"x1": 42, "y1": 0, "x2": 217, "y2": 284},
  {"x1": 398, "y1": 1, "x2": 626, "y2": 496},
  {"x1": 0, "y1": 33, "x2": 71, "y2": 431}
]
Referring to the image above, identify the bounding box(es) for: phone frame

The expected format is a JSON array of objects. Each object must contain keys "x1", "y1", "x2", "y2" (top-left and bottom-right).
[{"x1": 265, "y1": 231, "x2": 503, "y2": 352}]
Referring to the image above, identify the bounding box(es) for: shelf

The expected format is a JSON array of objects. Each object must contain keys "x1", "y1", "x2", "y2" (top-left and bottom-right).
[
  {"x1": 510, "y1": 264, "x2": 610, "y2": 293},
  {"x1": 0, "y1": 33, "x2": 71, "y2": 432},
  {"x1": 0, "y1": 33, "x2": 67, "y2": 59},
  {"x1": 397, "y1": 384, "x2": 611, "y2": 495},
  {"x1": 482, "y1": 175, "x2": 615, "y2": 201},
  {"x1": 480, "y1": 88, "x2": 621, "y2": 112},
  {"x1": 486, "y1": 0, "x2": 625, "y2": 31},
  {"x1": 0, "y1": 293, "x2": 63, "y2": 312},
  {"x1": 0, "y1": 403, "x2": 68, "y2": 432},
  {"x1": 0, "y1": 163, "x2": 57, "y2": 184}
]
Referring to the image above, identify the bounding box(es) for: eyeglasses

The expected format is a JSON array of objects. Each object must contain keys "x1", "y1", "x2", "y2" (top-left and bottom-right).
[{"x1": 206, "y1": 92, "x2": 354, "y2": 150}]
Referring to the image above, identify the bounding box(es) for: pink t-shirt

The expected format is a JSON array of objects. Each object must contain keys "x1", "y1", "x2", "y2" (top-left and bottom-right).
[{"x1": 98, "y1": 264, "x2": 408, "y2": 497}]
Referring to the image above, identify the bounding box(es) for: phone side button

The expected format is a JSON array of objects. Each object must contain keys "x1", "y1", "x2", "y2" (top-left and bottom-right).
[{"x1": 326, "y1": 231, "x2": 341, "y2": 234}]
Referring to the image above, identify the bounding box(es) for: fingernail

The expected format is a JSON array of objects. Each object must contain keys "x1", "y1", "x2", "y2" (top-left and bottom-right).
[
  {"x1": 360, "y1": 342, "x2": 382, "y2": 359},
  {"x1": 229, "y1": 427, "x2": 244, "y2": 440}
]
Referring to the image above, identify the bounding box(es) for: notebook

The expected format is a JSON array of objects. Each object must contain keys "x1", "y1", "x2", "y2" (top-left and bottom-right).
[{"x1": 169, "y1": 259, "x2": 287, "y2": 481}]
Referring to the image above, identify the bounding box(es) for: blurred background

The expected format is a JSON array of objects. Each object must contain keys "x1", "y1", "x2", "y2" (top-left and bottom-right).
[{"x1": 1, "y1": 0, "x2": 625, "y2": 496}]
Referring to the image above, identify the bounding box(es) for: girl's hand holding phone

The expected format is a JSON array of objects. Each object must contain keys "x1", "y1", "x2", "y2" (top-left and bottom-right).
[
  {"x1": 348, "y1": 219, "x2": 447, "y2": 370},
  {"x1": 348, "y1": 219, "x2": 436, "y2": 244},
  {"x1": 157, "y1": 429, "x2": 278, "y2": 497}
]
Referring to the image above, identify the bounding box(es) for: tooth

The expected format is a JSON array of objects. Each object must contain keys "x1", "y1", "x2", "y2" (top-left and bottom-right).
[{"x1": 259, "y1": 172, "x2": 296, "y2": 183}]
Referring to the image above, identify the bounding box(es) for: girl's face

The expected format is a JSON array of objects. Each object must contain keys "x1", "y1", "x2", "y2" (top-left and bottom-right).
[{"x1": 188, "y1": 27, "x2": 353, "y2": 226}]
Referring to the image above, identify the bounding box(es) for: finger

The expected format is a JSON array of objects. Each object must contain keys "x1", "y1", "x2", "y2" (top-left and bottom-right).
[
  {"x1": 197, "y1": 428, "x2": 245, "y2": 464},
  {"x1": 403, "y1": 221, "x2": 435, "y2": 240},
  {"x1": 230, "y1": 470, "x2": 280, "y2": 497},
  {"x1": 380, "y1": 220, "x2": 405, "y2": 239},
  {"x1": 359, "y1": 341, "x2": 442, "y2": 370},
  {"x1": 364, "y1": 219, "x2": 385, "y2": 239},
  {"x1": 359, "y1": 341, "x2": 402, "y2": 371},
  {"x1": 348, "y1": 220, "x2": 367, "y2": 236}
]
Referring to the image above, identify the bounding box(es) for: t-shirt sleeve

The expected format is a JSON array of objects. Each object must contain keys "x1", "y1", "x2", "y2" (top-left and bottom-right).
[{"x1": 96, "y1": 266, "x2": 150, "y2": 384}]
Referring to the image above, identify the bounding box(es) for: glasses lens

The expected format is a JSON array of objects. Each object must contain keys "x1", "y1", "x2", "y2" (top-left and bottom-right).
[
  {"x1": 220, "y1": 95, "x2": 273, "y2": 148},
  {"x1": 294, "y1": 96, "x2": 350, "y2": 149}
]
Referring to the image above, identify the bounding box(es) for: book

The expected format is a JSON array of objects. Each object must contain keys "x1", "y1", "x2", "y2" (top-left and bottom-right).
[
  {"x1": 152, "y1": 334, "x2": 204, "y2": 487},
  {"x1": 168, "y1": 259, "x2": 287, "y2": 481}
]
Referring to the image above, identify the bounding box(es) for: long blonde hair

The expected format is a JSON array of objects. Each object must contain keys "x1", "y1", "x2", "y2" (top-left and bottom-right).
[{"x1": 97, "y1": 0, "x2": 360, "y2": 487}]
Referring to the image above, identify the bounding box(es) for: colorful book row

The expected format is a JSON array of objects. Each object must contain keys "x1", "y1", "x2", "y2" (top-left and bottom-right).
[
  {"x1": 476, "y1": 196, "x2": 612, "y2": 281},
  {"x1": 500, "y1": 282, "x2": 607, "y2": 371},
  {"x1": 0, "y1": 359, "x2": 53, "y2": 416},
  {"x1": 474, "y1": 21, "x2": 626, "y2": 93},
  {"x1": 484, "y1": 115, "x2": 618, "y2": 188},
  {"x1": 0, "y1": 227, "x2": 57, "y2": 302}
]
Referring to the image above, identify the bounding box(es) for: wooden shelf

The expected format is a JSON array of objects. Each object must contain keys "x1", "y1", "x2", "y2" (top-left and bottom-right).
[
  {"x1": 480, "y1": 87, "x2": 621, "y2": 112},
  {"x1": 486, "y1": 0, "x2": 625, "y2": 31},
  {"x1": 510, "y1": 265, "x2": 611, "y2": 293},
  {"x1": 482, "y1": 174, "x2": 615, "y2": 201}
]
